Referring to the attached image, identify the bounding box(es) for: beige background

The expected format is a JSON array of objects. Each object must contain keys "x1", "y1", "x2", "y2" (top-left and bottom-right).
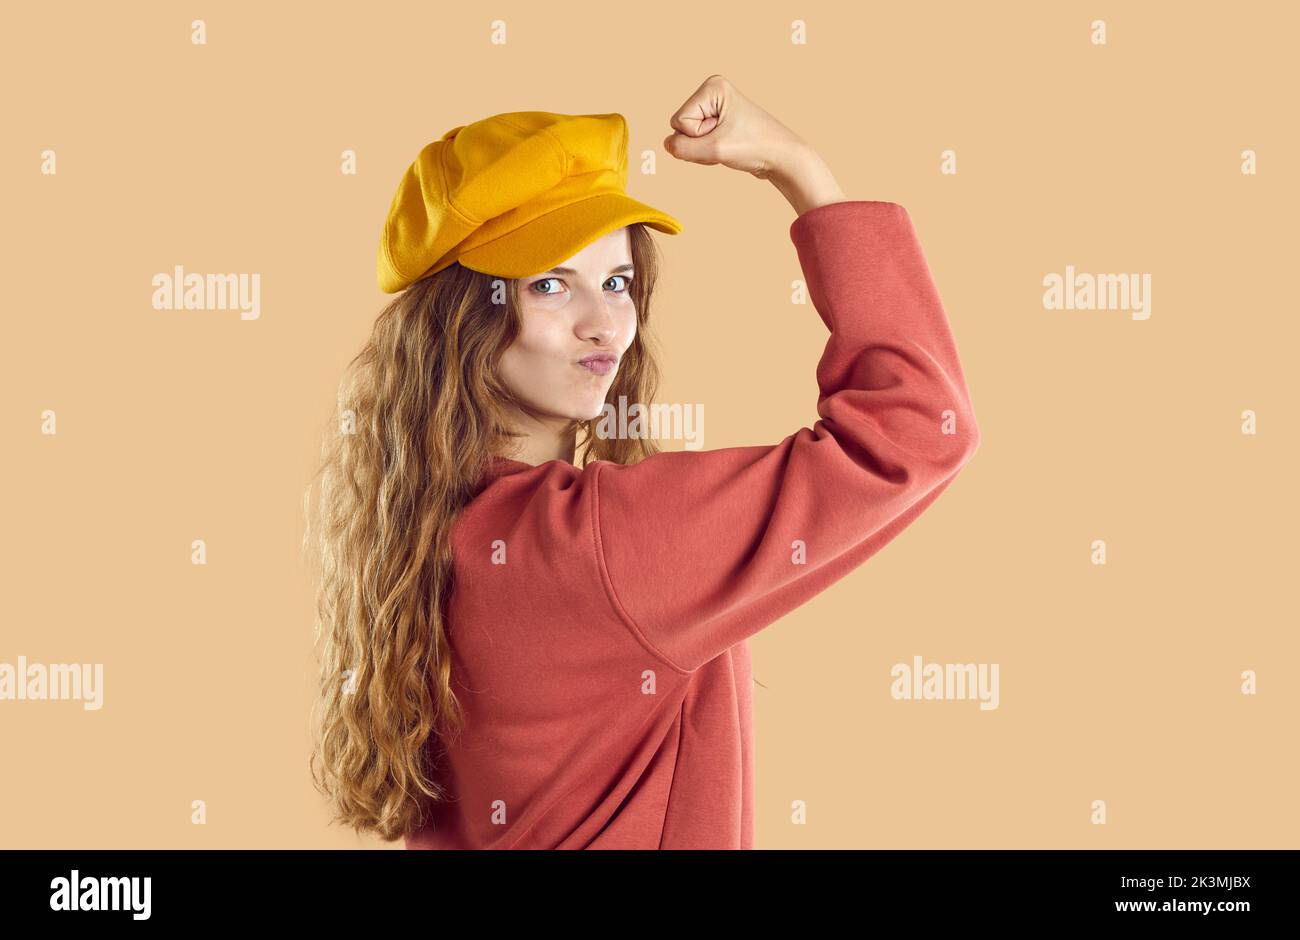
[{"x1": 2, "y1": 1, "x2": 1295, "y2": 848}]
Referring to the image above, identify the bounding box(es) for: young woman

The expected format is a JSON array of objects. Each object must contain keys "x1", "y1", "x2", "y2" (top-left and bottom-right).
[{"x1": 306, "y1": 75, "x2": 980, "y2": 849}]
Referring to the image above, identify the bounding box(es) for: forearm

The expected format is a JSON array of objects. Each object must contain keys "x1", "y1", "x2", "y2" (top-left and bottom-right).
[{"x1": 768, "y1": 142, "x2": 847, "y2": 217}]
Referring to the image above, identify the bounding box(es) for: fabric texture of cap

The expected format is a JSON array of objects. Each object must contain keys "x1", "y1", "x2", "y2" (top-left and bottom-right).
[{"x1": 376, "y1": 111, "x2": 683, "y2": 292}]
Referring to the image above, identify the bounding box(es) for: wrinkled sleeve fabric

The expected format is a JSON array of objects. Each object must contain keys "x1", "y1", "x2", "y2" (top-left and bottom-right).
[{"x1": 591, "y1": 200, "x2": 980, "y2": 675}]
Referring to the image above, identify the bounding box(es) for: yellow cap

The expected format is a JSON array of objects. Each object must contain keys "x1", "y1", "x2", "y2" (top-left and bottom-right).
[{"x1": 377, "y1": 111, "x2": 683, "y2": 292}]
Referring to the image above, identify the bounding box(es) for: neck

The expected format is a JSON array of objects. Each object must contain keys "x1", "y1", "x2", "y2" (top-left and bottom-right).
[{"x1": 497, "y1": 412, "x2": 578, "y2": 467}]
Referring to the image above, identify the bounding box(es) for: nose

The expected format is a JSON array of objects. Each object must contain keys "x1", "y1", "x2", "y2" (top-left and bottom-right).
[{"x1": 573, "y1": 285, "x2": 619, "y2": 344}]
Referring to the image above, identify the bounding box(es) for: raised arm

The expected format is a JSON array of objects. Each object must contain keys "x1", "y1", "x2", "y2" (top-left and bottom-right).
[{"x1": 590, "y1": 78, "x2": 980, "y2": 674}]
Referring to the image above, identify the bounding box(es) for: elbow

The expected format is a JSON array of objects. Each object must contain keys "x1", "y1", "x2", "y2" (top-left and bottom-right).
[
  {"x1": 953, "y1": 412, "x2": 981, "y2": 469},
  {"x1": 891, "y1": 414, "x2": 980, "y2": 486},
  {"x1": 935, "y1": 406, "x2": 980, "y2": 476}
]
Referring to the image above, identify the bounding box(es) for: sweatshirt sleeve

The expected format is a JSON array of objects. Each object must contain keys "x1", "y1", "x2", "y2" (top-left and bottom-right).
[{"x1": 590, "y1": 200, "x2": 980, "y2": 675}]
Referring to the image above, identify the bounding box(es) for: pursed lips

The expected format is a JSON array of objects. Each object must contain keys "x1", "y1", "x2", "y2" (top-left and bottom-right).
[{"x1": 576, "y1": 353, "x2": 618, "y2": 375}]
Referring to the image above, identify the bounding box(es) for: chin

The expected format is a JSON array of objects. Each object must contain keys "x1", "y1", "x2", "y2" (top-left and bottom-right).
[{"x1": 566, "y1": 399, "x2": 608, "y2": 422}]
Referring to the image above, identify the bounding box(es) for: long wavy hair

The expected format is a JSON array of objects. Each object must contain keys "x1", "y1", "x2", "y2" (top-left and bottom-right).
[{"x1": 304, "y1": 223, "x2": 666, "y2": 841}]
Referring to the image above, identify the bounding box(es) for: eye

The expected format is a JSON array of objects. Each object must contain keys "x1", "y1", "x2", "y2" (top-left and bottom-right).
[
  {"x1": 605, "y1": 275, "x2": 633, "y2": 293},
  {"x1": 530, "y1": 277, "x2": 563, "y2": 296}
]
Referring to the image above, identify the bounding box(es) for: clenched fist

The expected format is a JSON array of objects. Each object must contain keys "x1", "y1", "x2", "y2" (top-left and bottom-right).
[{"x1": 663, "y1": 74, "x2": 847, "y2": 216}]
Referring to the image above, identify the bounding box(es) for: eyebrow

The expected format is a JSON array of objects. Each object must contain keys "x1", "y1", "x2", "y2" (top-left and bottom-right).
[{"x1": 539, "y1": 263, "x2": 635, "y2": 276}]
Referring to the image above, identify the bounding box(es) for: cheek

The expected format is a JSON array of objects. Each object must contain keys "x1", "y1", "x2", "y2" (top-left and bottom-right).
[
  {"x1": 497, "y1": 319, "x2": 567, "y2": 390},
  {"x1": 509, "y1": 318, "x2": 567, "y2": 361},
  {"x1": 612, "y1": 300, "x2": 639, "y2": 346}
]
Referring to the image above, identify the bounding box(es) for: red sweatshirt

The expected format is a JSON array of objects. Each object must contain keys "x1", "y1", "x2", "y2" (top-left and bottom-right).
[{"x1": 404, "y1": 200, "x2": 979, "y2": 849}]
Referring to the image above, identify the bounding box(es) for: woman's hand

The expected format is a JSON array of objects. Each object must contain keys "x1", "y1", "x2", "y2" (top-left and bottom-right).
[{"x1": 663, "y1": 74, "x2": 846, "y2": 216}]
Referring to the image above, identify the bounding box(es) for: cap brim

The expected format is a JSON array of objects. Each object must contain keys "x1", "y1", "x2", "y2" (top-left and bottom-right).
[{"x1": 456, "y1": 192, "x2": 682, "y2": 279}]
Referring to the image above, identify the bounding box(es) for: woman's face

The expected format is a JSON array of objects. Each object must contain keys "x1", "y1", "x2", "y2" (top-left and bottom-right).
[{"x1": 498, "y1": 226, "x2": 636, "y2": 423}]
